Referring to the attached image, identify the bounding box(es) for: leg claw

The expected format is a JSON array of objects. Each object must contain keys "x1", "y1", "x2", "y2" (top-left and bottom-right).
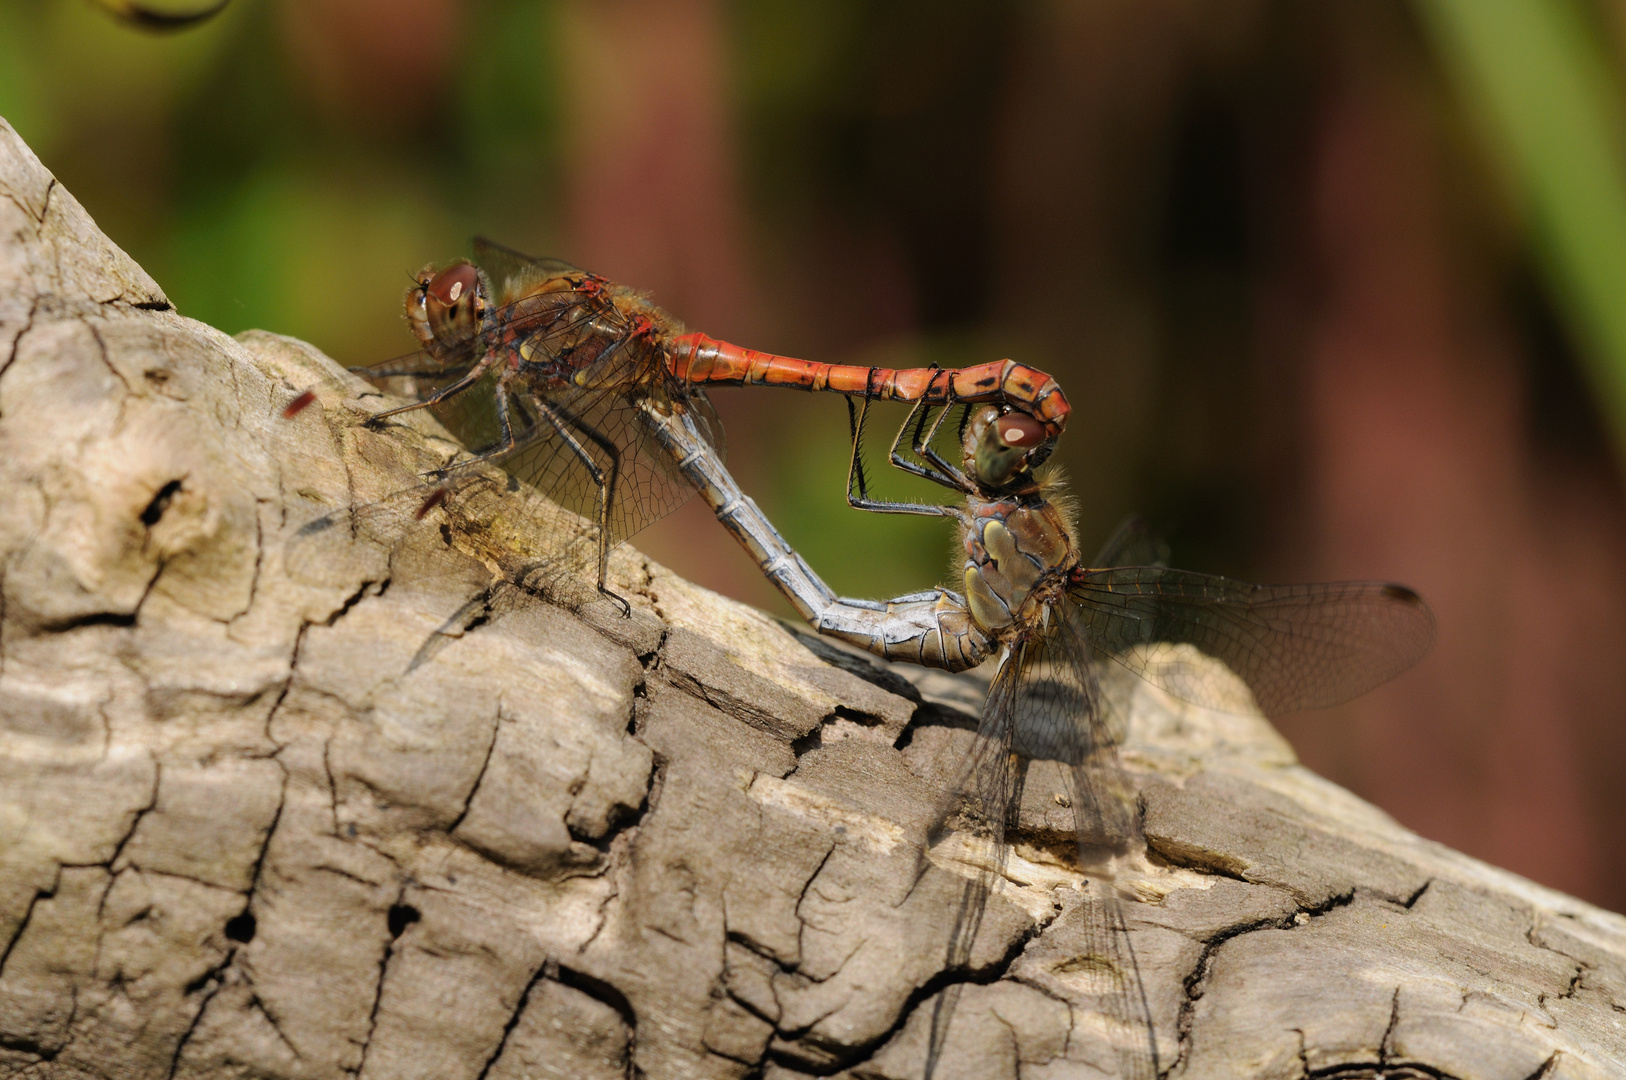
[{"x1": 599, "y1": 585, "x2": 633, "y2": 618}]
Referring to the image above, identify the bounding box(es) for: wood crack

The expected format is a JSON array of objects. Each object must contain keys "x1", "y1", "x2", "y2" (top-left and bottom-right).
[{"x1": 0, "y1": 873, "x2": 59, "y2": 981}]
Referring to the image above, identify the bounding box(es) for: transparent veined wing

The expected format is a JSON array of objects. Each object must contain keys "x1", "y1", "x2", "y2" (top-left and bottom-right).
[
  {"x1": 290, "y1": 367, "x2": 728, "y2": 673},
  {"x1": 1067, "y1": 567, "x2": 1435, "y2": 716},
  {"x1": 354, "y1": 355, "x2": 722, "y2": 556},
  {"x1": 471, "y1": 236, "x2": 584, "y2": 297},
  {"x1": 1090, "y1": 515, "x2": 1170, "y2": 570},
  {"x1": 922, "y1": 610, "x2": 1157, "y2": 1080}
]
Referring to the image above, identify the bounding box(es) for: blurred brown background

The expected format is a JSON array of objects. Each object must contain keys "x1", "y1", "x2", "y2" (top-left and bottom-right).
[{"x1": 5, "y1": 0, "x2": 1626, "y2": 911}]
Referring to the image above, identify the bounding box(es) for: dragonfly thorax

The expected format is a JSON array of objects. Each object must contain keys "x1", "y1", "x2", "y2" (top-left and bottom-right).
[
  {"x1": 960, "y1": 495, "x2": 1076, "y2": 633},
  {"x1": 406, "y1": 253, "x2": 686, "y2": 397}
]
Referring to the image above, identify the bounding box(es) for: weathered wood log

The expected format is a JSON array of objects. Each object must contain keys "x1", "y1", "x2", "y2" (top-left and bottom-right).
[{"x1": 1, "y1": 116, "x2": 1623, "y2": 1080}]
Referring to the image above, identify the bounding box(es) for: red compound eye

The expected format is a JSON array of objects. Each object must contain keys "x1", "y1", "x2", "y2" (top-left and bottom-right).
[
  {"x1": 995, "y1": 411, "x2": 1046, "y2": 449},
  {"x1": 427, "y1": 263, "x2": 479, "y2": 307}
]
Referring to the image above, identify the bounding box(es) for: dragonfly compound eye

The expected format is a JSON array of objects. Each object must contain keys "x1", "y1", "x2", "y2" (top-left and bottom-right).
[
  {"x1": 995, "y1": 412, "x2": 1046, "y2": 450},
  {"x1": 428, "y1": 262, "x2": 478, "y2": 306},
  {"x1": 970, "y1": 407, "x2": 1051, "y2": 490},
  {"x1": 424, "y1": 262, "x2": 484, "y2": 345}
]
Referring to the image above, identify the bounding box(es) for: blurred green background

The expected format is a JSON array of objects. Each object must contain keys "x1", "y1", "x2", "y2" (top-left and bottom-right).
[{"x1": 6, "y1": 0, "x2": 1626, "y2": 910}]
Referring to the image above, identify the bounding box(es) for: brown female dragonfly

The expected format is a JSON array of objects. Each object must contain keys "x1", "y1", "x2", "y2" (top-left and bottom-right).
[
  {"x1": 634, "y1": 392, "x2": 1434, "y2": 1075},
  {"x1": 823, "y1": 397, "x2": 1435, "y2": 1076}
]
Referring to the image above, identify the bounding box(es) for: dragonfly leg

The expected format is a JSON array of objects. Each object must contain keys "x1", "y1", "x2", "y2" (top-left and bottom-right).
[
  {"x1": 351, "y1": 362, "x2": 476, "y2": 379},
  {"x1": 844, "y1": 397, "x2": 961, "y2": 517},
  {"x1": 908, "y1": 381, "x2": 973, "y2": 488},
  {"x1": 424, "y1": 380, "x2": 519, "y2": 477},
  {"x1": 527, "y1": 395, "x2": 632, "y2": 617},
  {"x1": 367, "y1": 352, "x2": 497, "y2": 423},
  {"x1": 877, "y1": 394, "x2": 974, "y2": 493}
]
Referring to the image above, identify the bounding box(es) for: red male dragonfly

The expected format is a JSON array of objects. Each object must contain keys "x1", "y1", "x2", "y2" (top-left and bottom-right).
[{"x1": 323, "y1": 238, "x2": 1066, "y2": 614}]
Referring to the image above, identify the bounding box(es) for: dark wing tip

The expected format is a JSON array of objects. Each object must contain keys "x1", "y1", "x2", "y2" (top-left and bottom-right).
[
  {"x1": 295, "y1": 516, "x2": 338, "y2": 538},
  {"x1": 471, "y1": 236, "x2": 584, "y2": 277},
  {"x1": 471, "y1": 235, "x2": 536, "y2": 258},
  {"x1": 1381, "y1": 583, "x2": 1424, "y2": 606},
  {"x1": 1381, "y1": 582, "x2": 1438, "y2": 647}
]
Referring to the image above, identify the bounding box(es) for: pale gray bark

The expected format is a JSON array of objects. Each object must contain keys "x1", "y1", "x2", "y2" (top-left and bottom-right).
[{"x1": 0, "y1": 116, "x2": 1623, "y2": 1080}]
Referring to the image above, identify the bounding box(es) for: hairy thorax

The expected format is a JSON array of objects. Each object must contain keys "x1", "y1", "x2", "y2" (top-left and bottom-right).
[{"x1": 960, "y1": 493, "x2": 1077, "y2": 634}]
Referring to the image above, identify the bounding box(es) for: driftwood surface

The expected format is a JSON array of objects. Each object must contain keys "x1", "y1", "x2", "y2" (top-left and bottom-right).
[{"x1": 1, "y1": 117, "x2": 1625, "y2": 1080}]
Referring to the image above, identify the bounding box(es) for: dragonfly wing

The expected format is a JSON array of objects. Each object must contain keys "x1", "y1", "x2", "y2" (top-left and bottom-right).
[
  {"x1": 922, "y1": 622, "x2": 1157, "y2": 1079},
  {"x1": 1016, "y1": 614, "x2": 1159, "y2": 1079},
  {"x1": 1090, "y1": 515, "x2": 1170, "y2": 569},
  {"x1": 294, "y1": 377, "x2": 716, "y2": 667},
  {"x1": 282, "y1": 471, "x2": 483, "y2": 590},
  {"x1": 437, "y1": 375, "x2": 713, "y2": 579},
  {"x1": 685, "y1": 383, "x2": 727, "y2": 464},
  {"x1": 353, "y1": 292, "x2": 608, "y2": 422},
  {"x1": 1068, "y1": 567, "x2": 1436, "y2": 716},
  {"x1": 471, "y1": 236, "x2": 584, "y2": 296},
  {"x1": 1012, "y1": 615, "x2": 1139, "y2": 850},
  {"x1": 1063, "y1": 888, "x2": 1160, "y2": 1080},
  {"x1": 922, "y1": 651, "x2": 1020, "y2": 1080},
  {"x1": 354, "y1": 280, "x2": 609, "y2": 391}
]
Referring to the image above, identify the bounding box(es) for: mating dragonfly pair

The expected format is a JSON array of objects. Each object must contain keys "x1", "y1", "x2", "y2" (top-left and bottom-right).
[{"x1": 290, "y1": 239, "x2": 1434, "y2": 1077}]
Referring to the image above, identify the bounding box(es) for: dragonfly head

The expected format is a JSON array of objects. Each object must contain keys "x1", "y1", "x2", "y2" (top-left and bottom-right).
[
  {"x1": 965, "y1": 405, "x2": 1054, "y2": 491},
  {"x1": 408, "y1": 260, "x2": 489, "y2": 352}
]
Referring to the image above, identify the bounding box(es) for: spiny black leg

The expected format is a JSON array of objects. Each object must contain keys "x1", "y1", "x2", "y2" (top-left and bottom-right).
[
  {"x1": 596, "y1": 582, "x2": 633, "y2": 618},
  {"x1": 422, "y1": 381, "x2": 520, "y2": 478},
  {"x1": 528, "y1": 397, "x2": 632, "y2": 617},
  {"x1": 368, "y1": 355, "x2": 496, "y2": 424},
  {"x1": 887, "y1": 366, "x2": 970, "y2": 491},
  {"x1": 575, "y1": 419, "x2": 632, "y2": 618},
  {"x1": 887, "y1": 399, "x2": 954, "y2": 484},
  {"x1": 561, "y1": 401, "x2": 635, "y2": 618},
  {"x1": 846, "y1": 395, "x2": 874, "y2": 505},
  {"x1": 915, "y1": 383, "x2": 969, "y2": 486},
  {"x1": 886, "y1": 397, "x2": 971, "y2": 494},
  {"x1": 846, "y1": 395, "x2": 959, "y2": 517}
]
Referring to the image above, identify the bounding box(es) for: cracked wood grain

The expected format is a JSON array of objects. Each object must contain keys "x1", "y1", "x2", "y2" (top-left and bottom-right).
[{"x1": 2, "y1": 115, "x2": 1625, "y2": 1080}]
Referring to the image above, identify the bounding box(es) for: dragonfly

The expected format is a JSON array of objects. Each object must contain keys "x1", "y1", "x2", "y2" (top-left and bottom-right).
[
  {"x1": 319, "y1": 238, "x2": 1068, "y2": 616},
  {"x1": 647, "y1": 393, "x2": 1435, "y2": 1075},
  {"x1": 873, "y1": 400, "x2": 1435, "y2": 1076},
  {"x1": 298, "y1": 244, "x2": 1433, "y2": 1072}
]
